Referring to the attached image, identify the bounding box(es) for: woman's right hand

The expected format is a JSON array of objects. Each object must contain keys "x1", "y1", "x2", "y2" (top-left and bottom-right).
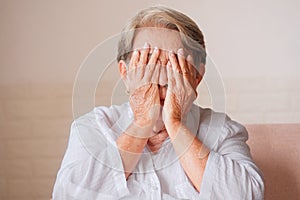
[{"x1": 127, "y1": 43, "x2": 161, "y2": 135}]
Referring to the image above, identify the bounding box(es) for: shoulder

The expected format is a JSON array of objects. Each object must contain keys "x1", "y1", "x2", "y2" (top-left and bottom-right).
[
  {"x1": 66, "y1": 103, "x2": 130, "y2": 156},
  {"x1": 199, "y1": 106, "x2": 246, "y2": 133},
  {"x1": 70, "y1": 103, "x2": 131, "y2": 141},
  {"x1": 72, "y1": 102, "x2": 130, "y2": 128},
  {"x1": 194, "y1": 105, "x2": 248, "y2": 149}
]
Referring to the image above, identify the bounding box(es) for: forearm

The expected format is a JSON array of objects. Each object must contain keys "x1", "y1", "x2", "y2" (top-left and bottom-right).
[
  {"x1": 166, "y1": 123, "x2": 210, "y2": 192},
  {"x1": 116, "y1": 122, "x2": 150, "y2": 179}
]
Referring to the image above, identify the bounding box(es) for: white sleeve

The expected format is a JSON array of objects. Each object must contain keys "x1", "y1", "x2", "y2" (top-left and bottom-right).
[
  {"x1": 176, "y1": 117, "x2": 264, "y2": 200},
  {"x1": 52, "y1": 119, "x2": 130, "y2": 200},
  {"x1": 198, "y1": 120, "x2": 265, "y2": 200}
]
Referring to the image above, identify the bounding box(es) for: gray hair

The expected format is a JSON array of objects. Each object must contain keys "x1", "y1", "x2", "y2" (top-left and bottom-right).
[{"x1": 117, "y1": 6, "x2": 206, "y2": 68}]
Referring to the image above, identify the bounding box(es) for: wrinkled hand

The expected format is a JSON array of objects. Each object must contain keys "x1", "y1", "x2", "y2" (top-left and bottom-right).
[
  {"x1": 163, "y1": 49, "x2": 198, "y2": 127},
  {"x1": 128, "y1": 43, "x2": 161, "y2": 131}
]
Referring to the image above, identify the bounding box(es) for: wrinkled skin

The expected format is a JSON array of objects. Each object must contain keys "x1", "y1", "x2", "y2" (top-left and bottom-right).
[
  {"x1": 162, "y1": 49, "x2": 198, "y2": 126},
  {"x1": 127, "y1": 43, "x2": 161, "y2": 137},
  {"x1": 121, "y1": 42, "x2": 201, "y2": 147},
  {"x1": 117, "y1": 28, "x2": 208, "y2": 192}
]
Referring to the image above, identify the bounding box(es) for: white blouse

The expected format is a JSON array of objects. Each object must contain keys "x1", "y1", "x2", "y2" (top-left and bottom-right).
[{"x1": 52, "y1": 103, "x2": 264, "y2": 200}]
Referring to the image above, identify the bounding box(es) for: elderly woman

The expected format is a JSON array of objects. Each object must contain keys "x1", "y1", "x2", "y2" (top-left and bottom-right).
[{"x1": 52, "y1": 6, "x2": 264, "y2": 200}]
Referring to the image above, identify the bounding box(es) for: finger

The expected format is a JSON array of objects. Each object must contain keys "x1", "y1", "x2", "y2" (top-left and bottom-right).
[
  {"x1": 187, "y1": 55, "x2": 196, "y2": 80},
  {"x1": 137, "y1": 43, "x2": 150, "y2": 80},
  {"x1": 145, "y1": 47, "x2": 160, "y2": 82},
  {"x1": 177, "y1": 48, "x2": 190, "y2": 78},
  {"x1": 166, "y1": 61, "x2": 174, "y2": 88},
  {"x1": 185, "y1": 55, "x2": 198, "y2": 97},
  {"x1": 168, "y1": 51, "x2": 181, "y2": 74},
  {"x1": 128, "y1": 49, "x2": 139, "y2": 73},
  {"x1": 148, "y1": 60, "x2": 161, "y2": 84},
  {"x1": 147, "y1": 47, "x2": 160, "y2": 69},
  {"x1": 127, "y1": 50, "x2": 139, "y2": 81},
  {"x1": 139, "y1": 42, "x2": 150, "y2": 66},
  {"x1": 168, "y1": 51, "x2": 183, "y2": 85},
  {"x1": 186, "y1": 55, "x2": 198, "y2": 97}
]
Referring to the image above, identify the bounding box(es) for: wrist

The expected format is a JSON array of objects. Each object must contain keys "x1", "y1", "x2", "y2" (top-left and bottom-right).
[
  {"x1": 117, "y1": 132, "x2": 148, "y2": 154},
  {"x1": 134, "y1": 118, "x2": 153, "y2": 128},
  {"x1": 124, "y1": 120, "x2": 154, "y2": 139},
  {"x1": 165, "y1": 120, "x2": 182, "y2": 136}
]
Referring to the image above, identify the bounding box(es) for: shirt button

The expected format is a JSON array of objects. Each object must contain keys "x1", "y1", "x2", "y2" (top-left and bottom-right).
[
  {"x1": 149, "y1": 183, "x2": 159, "y2": 191},
  {"x1": 152, "y1": 185, "x2": 158, "y2": 191}
]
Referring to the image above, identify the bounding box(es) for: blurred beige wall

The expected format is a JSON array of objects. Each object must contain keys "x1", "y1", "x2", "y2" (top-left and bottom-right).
[
  {"x1": 1, "y1": 0, "x2": 299, "y2": 123},
  {"x1": 0, "y1": 0, "x2": 299, "y2": 199}
]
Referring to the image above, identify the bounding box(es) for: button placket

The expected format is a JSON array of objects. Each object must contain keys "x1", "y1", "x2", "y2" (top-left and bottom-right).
[
  {"x1": 148, "y1": 176, "x2": 161, "y2": 200},
  {"x1": 148, "y1": 152, "x2": 161, "y2": 199}
]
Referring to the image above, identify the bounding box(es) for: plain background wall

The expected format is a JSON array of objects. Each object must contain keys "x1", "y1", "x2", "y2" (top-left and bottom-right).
[
  {"x1": 1, "y1": 0, "x2": 300, "y2": 123},
  {"x1": 0, "y1": 0, "x2": 299, "y2": 199}
]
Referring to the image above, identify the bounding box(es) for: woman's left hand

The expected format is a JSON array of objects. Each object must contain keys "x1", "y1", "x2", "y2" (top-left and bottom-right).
[{"x1": 162, "y1": 49, "x2": 198, "y2": 130}]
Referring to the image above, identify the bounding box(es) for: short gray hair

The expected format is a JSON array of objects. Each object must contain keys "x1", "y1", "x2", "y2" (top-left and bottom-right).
[{"x1": 117, "y1": 6, "x2": 206, "y2": 68}]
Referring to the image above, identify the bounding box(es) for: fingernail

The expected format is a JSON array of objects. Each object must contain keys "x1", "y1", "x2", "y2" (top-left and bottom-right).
[
  {"x1": 144, "y1": 42, "x2": 149, "y2": 48},
  {"x1": 187, "y1": 55, "x2": 192, "y2": 62},
  {"x1": 168, "y1": 51, "x2": 174, "y2": 57},
  {"x1": 177, "y1": 48, "x2": 184, "y2": 56},
  {"x1": 154, "y1": 46, "x2": 159, "y2": 52}
]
